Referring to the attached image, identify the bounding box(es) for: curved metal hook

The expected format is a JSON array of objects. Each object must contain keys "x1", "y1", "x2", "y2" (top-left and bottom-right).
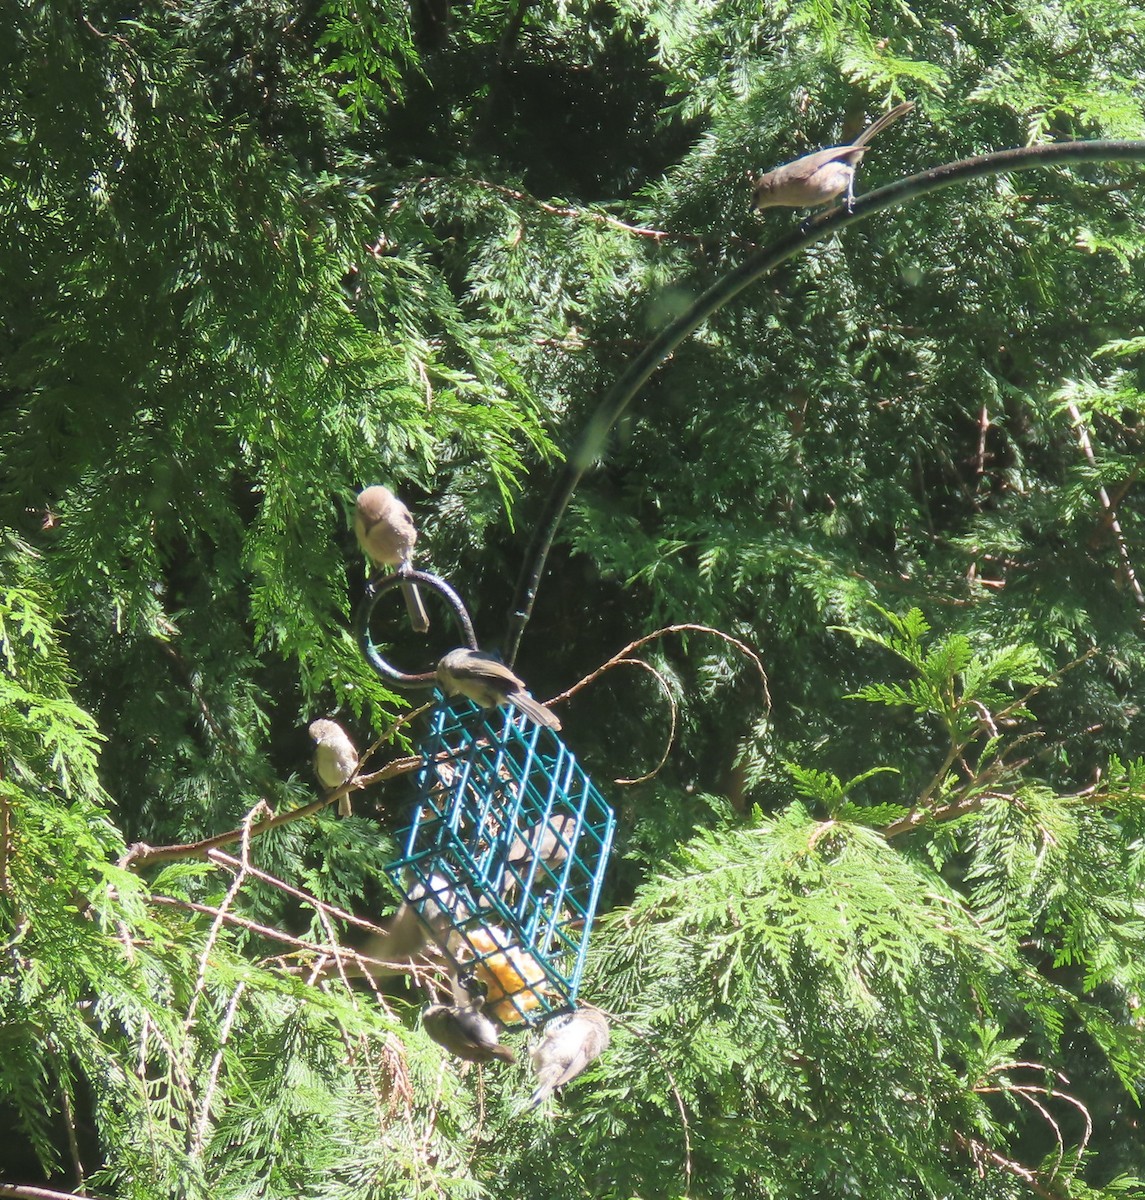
[{"x1": 355, "y1": 569, "x2": 478, "y2": 688}]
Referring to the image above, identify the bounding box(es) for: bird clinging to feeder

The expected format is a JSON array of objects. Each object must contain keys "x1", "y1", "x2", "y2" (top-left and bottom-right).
[
  {"x1": 422, "y1": 992, "x2": 517, "y2": 1064},
  {"x1": 526, "y1": 1005, "x2": 610, "y2": 1110}
]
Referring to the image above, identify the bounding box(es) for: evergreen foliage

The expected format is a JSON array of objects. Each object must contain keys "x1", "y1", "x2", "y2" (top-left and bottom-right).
[{"x1": 2, "y1": 0, "x2": 1145, "y2": 1196}]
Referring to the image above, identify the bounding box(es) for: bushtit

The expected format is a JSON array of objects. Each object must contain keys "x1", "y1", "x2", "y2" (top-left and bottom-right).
[
  {"x1": 330, "y1": 873, "x2": 465, "y2": 979},
  {"x1": 422, "y1": 997, "x2": 517, "y2": 1064},
  {"x1": 436, "y1": 647, "x2": 561, "y2": 731},
  {"x1": 354, "y1": 484, "x2": 430, "y2": 633},
  {"x1": 500, "y1": 811, "x2": 577, "y2": 895},
  {"x1": 308, "y1": 718, "x2": 358, "y2": 817},
  {"x1": 526, "y1": 1005, "x2": 610, "y2": 1110},
  {"x1": 750, "y1": 100, "x2": 914, "y2": 212}
]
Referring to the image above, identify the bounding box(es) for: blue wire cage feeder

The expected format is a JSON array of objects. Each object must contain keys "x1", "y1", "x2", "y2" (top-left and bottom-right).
[{"x1": 384, "y1": 696, "x2": 615, "y2": 1025}]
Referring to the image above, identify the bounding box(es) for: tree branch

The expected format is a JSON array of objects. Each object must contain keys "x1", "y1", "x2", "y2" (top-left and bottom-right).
[{"x1": 118, "y1": 755, "x2": 420, "y2": 870}]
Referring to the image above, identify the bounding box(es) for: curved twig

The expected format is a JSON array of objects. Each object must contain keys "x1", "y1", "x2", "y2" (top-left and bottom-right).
[
  {"x1": 553, "y1": 622, "x2": 771, "y2": 709},
  {"x1": 604, "y1": 658, "x2": 678, "y2": 786}
]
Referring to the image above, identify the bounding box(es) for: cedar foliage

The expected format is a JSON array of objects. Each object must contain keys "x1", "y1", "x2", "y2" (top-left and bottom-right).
[{"x1": 3, "y1": 0, "x2": 1145, "y2": 1196}]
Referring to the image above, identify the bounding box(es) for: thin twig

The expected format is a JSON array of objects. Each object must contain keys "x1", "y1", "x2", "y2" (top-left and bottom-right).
[
  {"x1": 119, "y1": 758, "x2": 419, "y2": 870},
  {"x1": 552, "y1": 623, "x2": 771, "y2": 710},
  {"x1": 153, "y1": 895, "x2": 440, "y2": 982},
  {"x1": 395, "y1": 175, "x2": 751, "y2": 248},
  {"x1": 190, "y1": 981, "x2": 247, "y2": 1157},
  {"x1": 205, "y1": 849, "x2": 392, "y2": 937},
  {"x1": 0, "y1": 1188, "x2": 110, "y2": 1200},
  {"x1": 952, "y1": 1131, "x2": 1066, "y2": 1199},
  {"x1": 607, "y1": 658, "x2": 678, "y2": 786},
  {"x1": 1066, "y1": 401, "x2": 1145, "y2": 610},
  {"x1": 184, "y1": 802, "x2": 268, "y2": 1035}
]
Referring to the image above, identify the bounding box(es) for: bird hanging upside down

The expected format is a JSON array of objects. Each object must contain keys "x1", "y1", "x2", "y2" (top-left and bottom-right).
[
  {"x1": 422, "y1": 993, "x2": 517, "y2": 1064},
  {"x1": 527, "y1": 1005, "x2": 610, "y2": 1110}
]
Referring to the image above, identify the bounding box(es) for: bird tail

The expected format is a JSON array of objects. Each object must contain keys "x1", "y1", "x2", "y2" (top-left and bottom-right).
[
  {"x1": 400, "y1": 579, "x2": 431, "y2": 634},
  {"x1": 852, "y1": 100, "x2": 915, "y2": 148},
  {"x1": 510, "y1": 692, "x2": 562, "y2": 732},
  {"x1": 524, "y1": 1080, "x2": 553, "y2": 1112}
]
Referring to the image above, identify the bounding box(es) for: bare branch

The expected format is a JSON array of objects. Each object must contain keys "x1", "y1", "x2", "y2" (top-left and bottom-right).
[
  {"x1": 608, "y1": 658, "x2": 678, "y2": 786},
  {"x1": 552, "y1": 622, "x2": 771, "y2": 711}
]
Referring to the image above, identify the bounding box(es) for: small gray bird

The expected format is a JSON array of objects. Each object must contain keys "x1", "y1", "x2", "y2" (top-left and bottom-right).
[
  {"x1": 501, "y1": 812, "x2": 577, "y2": 894},
  {"x1": 337, "y1": 873, "x2": 465, "y2": 978},
  {"x1": 423, "y1": 998, "x2": 517, "y2": 1064},
  {"x1": 308, "y1": 718, "x2": 358, "y2": 817},
  {"x1": 526, "y1": 1005, "x2": 609, "y2": 1110},
  {"x1": 436, "y1": 648, "x2": 561, "y2": 731},
  {"x1": 354, "y1": 484, "x2": 431, "y2": 633},
  {"x1": 750, "y1": 100, "x2": 914, "y2": 213}
]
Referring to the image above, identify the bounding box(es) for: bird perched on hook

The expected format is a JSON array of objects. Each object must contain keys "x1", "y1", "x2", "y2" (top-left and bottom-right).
[
  {"x1": 436, "y1": 647, "x2": 561, "y2": 731},
  {"x1": 749, "y1": 100, "x2": 915, "y2": 213},
  {"x1": 422, "y1": 993, "x2": 517, "y2": 1064},
  {"x1": 308, "y1": 718, "x2": 358, "y2": 817},
  {"x1": 526, "y1": 1005, "x2": 610, "y2": 1110},
  {"x1": 354, "y1": 484, "x2": 431, "y2": 633}
]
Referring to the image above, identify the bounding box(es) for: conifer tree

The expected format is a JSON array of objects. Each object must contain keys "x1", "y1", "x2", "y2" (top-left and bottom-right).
[{"x1": 3, "y1": 0, "x2": 1145, "y2": 1197}]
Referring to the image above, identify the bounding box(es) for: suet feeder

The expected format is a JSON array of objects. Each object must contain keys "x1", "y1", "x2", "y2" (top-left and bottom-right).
[
  {"x1": 357, "y1": 570, "x2": 616, "y2": 1025},
  {"x1": 384, "y1": 698, "x2": 615, "y2": 1023}
]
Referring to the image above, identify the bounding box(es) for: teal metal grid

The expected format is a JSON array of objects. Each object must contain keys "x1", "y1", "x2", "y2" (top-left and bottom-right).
[{"x1": 385, "y1": 697, "x2": 615, "y2": 1024}]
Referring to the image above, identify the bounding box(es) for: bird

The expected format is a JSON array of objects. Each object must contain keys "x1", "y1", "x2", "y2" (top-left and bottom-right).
[
  {"x1": 749, "y1": 100, "x2": 915, "y2": 213},
  {"x1": 422, "y1": 995, "x2": 517, "y2": 1064},
  {"x1": 500, "y1": 811, "x2": 577, "y2": 894},
  {"x1": 435, "y1": 647, "x2": 561, "y2": 731},
  {"x1": 466, "y1": 926, "x2": 549, "y2": 1023},
  {"x1": 308, "y1": 718, "x2": 358, "y2": 817},
  {"x1": 328, "y1": 873, "x2": 466, "y2": 979},
  {"x1": 354, "y1": 484, "x2": 431, "y2": 633},
  {"x1": 526, "y1": 1005, "x2": 610, "y2": 1110}
]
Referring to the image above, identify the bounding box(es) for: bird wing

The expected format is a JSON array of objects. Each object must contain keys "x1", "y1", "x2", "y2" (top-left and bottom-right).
[{"x1": 447, "y1": 649, "x2": 526, "y2": 690}]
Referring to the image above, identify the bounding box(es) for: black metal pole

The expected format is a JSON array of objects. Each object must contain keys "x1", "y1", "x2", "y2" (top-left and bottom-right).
[{"x1": 503, "y1": 139, "x2": 1145, "y2": 665}]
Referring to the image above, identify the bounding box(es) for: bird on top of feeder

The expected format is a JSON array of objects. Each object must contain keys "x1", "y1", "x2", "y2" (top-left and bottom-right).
[
  {"x1": 749, "y1": 100, "x2": 915, "y2": 213},
  {"x1": 308, "y1": 718, "x2": 358, "y2": 817},
  {"x1": 354, "y1": 484, "x2": 431, "y2": 634},
  {"x1": 436, "y1": 647, "x2": 561, "y2": 731},
  {"x1": 422, "y1": 985, "x2": 517, "y2": 1064},
  {"x1": 526, "y1": 1005, "x2": 610, "y2": 1110}
]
